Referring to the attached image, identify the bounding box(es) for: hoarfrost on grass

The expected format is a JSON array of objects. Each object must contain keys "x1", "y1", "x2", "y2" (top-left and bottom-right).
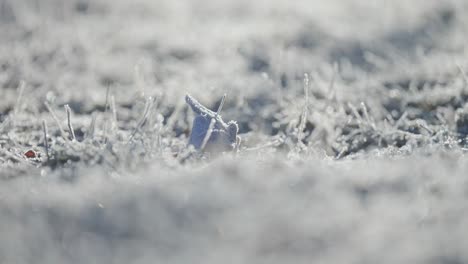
[{"x1": 1, "y1": 0, "x2": 468, "y2": 263}]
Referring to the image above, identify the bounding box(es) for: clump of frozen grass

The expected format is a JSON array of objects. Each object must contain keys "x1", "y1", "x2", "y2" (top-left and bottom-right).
[
  {"x1": 266, "y1": 61, "x2": 468, "y2": 160},
  {"x1": 1, "y1": 62, "x2": 467, "y2": 173}
]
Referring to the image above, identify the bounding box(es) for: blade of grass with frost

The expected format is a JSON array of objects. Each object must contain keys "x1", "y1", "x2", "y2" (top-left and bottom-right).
[
  {"x1": 200, "y1": 94, "x2": 226, "y2": 151},
  {"x1": 102, "y1": 86, "x2": 111, "y2": 144},
  {"x1": 186, "y1": 94, "x2": 227, "y2": 150},
  {"x1": 42, "y1": 120, "x2": 50, "y2": 161},
  {"x1": 44, "y1": 102, "x2": 68, "y2": 141},
  {"x1": 128, "y1": 97, "x2": 155, "y2": 143},
  {"x1": 0, "y1": 116, "x2": 10, "y2": 132},
  {"x1": 110, "y1": 95, "x2": 118, "y2": 131},
  {"x1": 298, "y1": 74, "x2": 309, "y2": 146},
  {"x1": 64, "y1": 104, "x2": 76, "y2": 141},
  {"x1": 87, "y1": 113, "x2": 97, "y2": 140}
]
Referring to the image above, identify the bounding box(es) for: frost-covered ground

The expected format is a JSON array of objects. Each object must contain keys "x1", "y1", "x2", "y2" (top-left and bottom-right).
[{"x1": 1, "y1": 0, "x2": 468, "y2": 263}]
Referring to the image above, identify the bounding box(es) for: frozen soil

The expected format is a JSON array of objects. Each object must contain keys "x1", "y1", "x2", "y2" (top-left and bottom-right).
[{"x1": 1, "y1": 0, "x2": 468, "y2": 263}]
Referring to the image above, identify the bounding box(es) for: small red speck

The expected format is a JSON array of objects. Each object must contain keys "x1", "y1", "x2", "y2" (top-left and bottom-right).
[{"x1": 24, "y1": 150, "x2": 36, "y2": 158}]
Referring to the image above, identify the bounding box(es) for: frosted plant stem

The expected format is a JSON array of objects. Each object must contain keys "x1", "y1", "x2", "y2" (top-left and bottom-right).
[
  {"x1": 361, "y1": 102, "x2": 376, "y2": 130},
  {"x1": 128, "y1": 97, "x2": 154, "y2": 143},
  {"x1": 42, "y1": 120, "x2": 50, "y2": 161},
  {"x1": 87, "y1": 113, "x2": 96, "y2": 140},
  {"x1": 186, "y1": 94, "x2": 228, "y2": 129},
  {"x1": 44, "y1": 102, "x2": 68, "y2": 141},
  {"x1": 64, "y1": 104, "x2": 76, "y2": 141},
  {"x1": 298, "y1": 74, "x2": 309, "y2": 146},
  {"x1": 105, "y1": 86, "x2": 111, "y2": 112},
  {"x1": 102, "y1": 86, "x2": 111, "y2": 144},
  {"x1": 111, "y1": 95, "x2": 118, "y2": 131}
]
